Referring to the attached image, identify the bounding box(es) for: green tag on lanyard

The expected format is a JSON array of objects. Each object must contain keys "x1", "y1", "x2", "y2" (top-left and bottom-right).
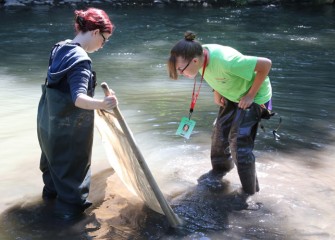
[{"x1": 176, "y1": 117, "x2": 196, "y2": 139}]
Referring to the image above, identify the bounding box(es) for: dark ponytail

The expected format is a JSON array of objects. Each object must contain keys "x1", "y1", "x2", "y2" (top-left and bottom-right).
[
  {"x1": 168, "y1": 31, "x2": 203, "y2": 80},
  {"x1": 184, "y1": 31, "x2": 196, "y2": 41}
]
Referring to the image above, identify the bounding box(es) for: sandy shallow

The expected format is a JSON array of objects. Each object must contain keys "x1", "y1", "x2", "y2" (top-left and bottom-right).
[{"x1": 1, "y1": 147, "x2": 334, "y2": 240}]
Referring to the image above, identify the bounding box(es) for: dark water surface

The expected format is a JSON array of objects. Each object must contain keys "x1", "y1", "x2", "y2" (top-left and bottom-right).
[{"x1": 0, "y1": 4, "x2": 334, "y2": 240}]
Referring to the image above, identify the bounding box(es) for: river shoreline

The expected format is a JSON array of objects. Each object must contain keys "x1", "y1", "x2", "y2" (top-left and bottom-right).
[{"x1": 1, "y1": 0, "x2": 334, "y2": 8}]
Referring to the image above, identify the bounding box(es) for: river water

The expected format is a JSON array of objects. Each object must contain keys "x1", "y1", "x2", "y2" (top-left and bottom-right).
[{"x1": 0, "y1": 3, "x2": 334, "y2": 240}]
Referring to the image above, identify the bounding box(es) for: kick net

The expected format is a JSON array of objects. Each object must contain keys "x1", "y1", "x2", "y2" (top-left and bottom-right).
[{"x1": 94, "y1": 109, "x2": 182, "y2": 227}]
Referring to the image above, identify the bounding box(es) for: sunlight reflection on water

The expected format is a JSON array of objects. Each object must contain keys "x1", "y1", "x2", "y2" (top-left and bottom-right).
[{"x1": 0, "y1": 4, "x2": 334, "y2": 240}]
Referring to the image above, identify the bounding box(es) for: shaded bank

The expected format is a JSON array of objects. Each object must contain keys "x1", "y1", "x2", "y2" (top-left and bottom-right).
[{"x1": 0, "y1": 0, "x2": 334, "y2": 8}]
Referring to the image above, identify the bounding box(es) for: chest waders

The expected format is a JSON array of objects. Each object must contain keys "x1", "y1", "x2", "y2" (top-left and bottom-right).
[
  {"x1": 211, "y1": 99, "x2": 263, "y2": 195},
  {"x1": 37, "y1": 84, "x2": 94, "y2": 214}
]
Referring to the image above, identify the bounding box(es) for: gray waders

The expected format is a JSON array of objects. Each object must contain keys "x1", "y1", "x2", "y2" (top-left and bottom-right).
[
  {"x1": 37, "y1": 84, "x2": 94, "y2": 215},
  {"x1": 211, "y1": 99, "x2": 262, "y2": 195}
]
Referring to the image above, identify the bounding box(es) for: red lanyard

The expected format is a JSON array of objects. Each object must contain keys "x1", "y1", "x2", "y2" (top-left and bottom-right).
[{"x1": 189, "y1": 52, "x2": 208, "y2": 119}]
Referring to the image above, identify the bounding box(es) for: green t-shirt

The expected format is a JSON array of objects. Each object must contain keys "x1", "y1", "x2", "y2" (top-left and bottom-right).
[{"x1": 200, "y1": 44, "x2": 272, "y2": 104}]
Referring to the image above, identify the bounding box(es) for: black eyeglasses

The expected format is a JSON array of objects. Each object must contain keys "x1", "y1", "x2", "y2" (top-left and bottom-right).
[
  {"x1": 100, "y1": 32, "x2": 109, "y2": 45},
  {"x1": 178, "y1": 59, "x2": 192, "y2": 74}
]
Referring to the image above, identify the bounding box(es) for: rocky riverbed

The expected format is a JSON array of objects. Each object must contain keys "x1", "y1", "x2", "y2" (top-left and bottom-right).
[{"x1": 0, "y1": 0, "x2": 334, "y2": 8}]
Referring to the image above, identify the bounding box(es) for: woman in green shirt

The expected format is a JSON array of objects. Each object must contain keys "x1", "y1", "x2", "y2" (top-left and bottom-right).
[{"x1": 168, "y1": 31, "x2": 272, "y2": 198}]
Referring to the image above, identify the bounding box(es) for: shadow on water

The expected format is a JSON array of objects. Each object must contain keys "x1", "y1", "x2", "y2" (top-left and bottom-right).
[
  {"x1": 163, "y1": 175, "x2": 291, "y2": 240},
  {"x1": 97, "y1": 172, "x2": 293, "y2": 239},
  {"x1": 0, "y1": 169, "x2": 293, "y2": 240},
  {"x1": 0, "y1": 5, "x2": 334, "y2": 239},
  {"x1": 0, "y1": 169, "x2": 114, "y2": 240},
  {"x1": 0, "y1": 199, "x2": 101, "y2": 240}
]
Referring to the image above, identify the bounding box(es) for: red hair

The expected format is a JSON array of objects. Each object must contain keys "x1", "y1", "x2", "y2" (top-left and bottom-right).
[{"x1": 74, "y1": 8, "x2": 114, "y2": 34}]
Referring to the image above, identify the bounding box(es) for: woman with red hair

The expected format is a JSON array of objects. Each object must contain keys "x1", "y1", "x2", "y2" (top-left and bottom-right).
[{"x1": 37, "y1": 7, "x2": 117, "y2": 220}]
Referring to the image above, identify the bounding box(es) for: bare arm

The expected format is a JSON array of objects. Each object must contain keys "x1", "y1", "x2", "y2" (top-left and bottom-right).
[
  {"x1": 213, "y1": 90, "x2": 225, "y2": 107},
  {"x1": 75, "y1": 93, "x2": 118, "y2": 110},
  {"x1": 238, "y1": 57, "x2": 272, "y2": 109}
]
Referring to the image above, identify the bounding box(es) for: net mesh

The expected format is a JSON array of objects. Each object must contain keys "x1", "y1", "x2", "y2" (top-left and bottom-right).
[{"x1": 95, "y1": 109, "x2": 164, "y2": 214}]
